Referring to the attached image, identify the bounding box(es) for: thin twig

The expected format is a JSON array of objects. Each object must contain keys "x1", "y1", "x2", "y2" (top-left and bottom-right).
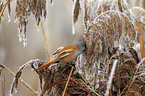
[
  {"x1": 105, "y1": 59, "x2": 118, "y2": 96},
  {"x1": 3, "y1": 66, "x2": 39, "y2": 96},
  {"x1": 119, "y1": 84, "x2": 128, "y2": 96},
  {"x1": 62, "y1": 66, "x2": 74, "y2": 96},
  {"x1": 0, "y1": 0, "x2": 8, "y2": 17},
  {"x1": 80, "y1": 79, "x2": 100, "y2": 96},
  {"x1": 127, "y1": 58, "x2": 145, "y2": 92},
  {"x1": 2, "y1": 68, "x2": 5, "y2": 96},
  {"x1": 41, "y1": 20, "x2": 50, "y2": 62}
]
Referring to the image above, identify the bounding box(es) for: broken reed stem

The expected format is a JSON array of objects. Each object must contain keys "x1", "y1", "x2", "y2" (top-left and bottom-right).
[
  {"x1": 3, "y1": 66, "x2": 39, "y2": 96},
  {"x1": 0, "y1": 0, "x2": 8, "y2": 17},
  {"x1": 41, "y1": 20, "x2": 50, "y2": 62},
  {"x1": 105, "y1": 59, "x2": 118, "y2": 96},
  {"x1": 2, "y1": 68, "x2": 5, "y2": 96},
  {"x1": 80, "y1": 80, "x2": 100, "y2": 96},
  {"x1": 62, "y1": 66, "x2": 74, "y2": 96},
  {"x1": 127, "y1": 58, "x2": 145, "y2": 92},
  {"x1": 138, "y1": 21, "x2": 145, "y2": 59}
]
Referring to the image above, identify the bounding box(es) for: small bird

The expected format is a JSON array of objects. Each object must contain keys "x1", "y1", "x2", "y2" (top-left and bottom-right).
[{"x1": 35, "y1": 42, "x2": 86, "y2": 71}]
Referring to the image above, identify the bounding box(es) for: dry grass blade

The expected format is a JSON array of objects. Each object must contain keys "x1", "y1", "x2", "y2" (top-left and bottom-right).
[
  {"x1": 50, "y1": 0, "x2": 53, "y2": 4},
  {"x1": 0, "y1": 2, "x2": 3, "y2": 22},
  {"x1": 35, "y1": 0, "x2": 46, "y2": 25},
  {"x1": 2, "y1": 68, "x2": 5, "y2": 96},
  {"x1": 41, "y1": 20, "x2": 50, "y2": 62},
  {"x1": 72, "y1": 0, "x2": 81, "y2": 34},
  {"x1": 73, "y1": 0, "x2": 81, "y2": 24},
  {"x1": 7, "y1": 0, "x2": 11, "y2": 15},
  {"x1": 0, "y1": 64, "x2": 6, "y2": 96},
  {"x1": 128, "y1": 48, "x2": 140, "y2": 63},
  {"x1": 62, "y1": 66, "x2": 74, "y2": 96},
  {"x1": 0, "y1": 0, "x2": 8, "y2": 17},
  {"x1": 11, "y1": 65, "x2": 25, "y2": 94},
  {"x1": 105, "y1": 59, "x2": 118, "y2": 96},
  {"x1": 83, "y1": 0, "x2": 87, "y2": 29},
  {"x1": 118, "y1": 0, "x2": 123, "y2": 12},
  {"x1": 80, "y1": 80, "x2": 101, "y2": 96}
]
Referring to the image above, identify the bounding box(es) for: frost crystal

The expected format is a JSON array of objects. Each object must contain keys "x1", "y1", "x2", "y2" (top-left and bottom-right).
[
  {"x1": 7, "y1": 13, "x2": 11, "y2": 23},
  {"x1": 72, "y1": 23, "x2": 75, "y2": 35}
]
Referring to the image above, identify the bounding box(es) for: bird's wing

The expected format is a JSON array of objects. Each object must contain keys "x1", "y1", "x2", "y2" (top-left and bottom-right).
[
  {"x1": 53, "y1": 47, "x2": 64, "y2": 56},
  {"x1": 56, "y1": 49, "x2": 73, "y2": 60}
]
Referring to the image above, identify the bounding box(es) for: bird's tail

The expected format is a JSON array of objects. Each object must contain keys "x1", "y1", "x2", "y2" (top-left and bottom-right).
[{"x1": 34, "y1": 59, "x2": 56, "y2": 71}]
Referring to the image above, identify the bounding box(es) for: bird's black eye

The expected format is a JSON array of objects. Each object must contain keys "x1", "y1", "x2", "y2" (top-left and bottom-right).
[{"x1": 55, "y1": 61, "x2": 60, "y2": 63}]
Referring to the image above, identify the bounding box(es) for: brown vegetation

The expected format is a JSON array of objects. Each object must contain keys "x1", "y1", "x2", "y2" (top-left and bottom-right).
[{"x1": 0, "y1": 0, "x2": 145, "y2": 96}]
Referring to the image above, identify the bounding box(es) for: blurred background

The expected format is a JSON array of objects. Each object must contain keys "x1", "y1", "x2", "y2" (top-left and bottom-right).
[{"x1": 0, "y1": 0, "x2": 144, "y2": 96}]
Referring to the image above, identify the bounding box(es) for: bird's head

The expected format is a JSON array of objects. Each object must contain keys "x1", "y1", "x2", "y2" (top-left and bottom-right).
[{"x1": 77, "y1": 42, "x2": 86, "y2": 53}]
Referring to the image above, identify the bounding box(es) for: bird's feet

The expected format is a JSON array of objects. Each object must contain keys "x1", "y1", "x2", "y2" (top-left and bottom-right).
[{"x1": 69, "y1": 64, "x2": 75, "y2": 67}]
